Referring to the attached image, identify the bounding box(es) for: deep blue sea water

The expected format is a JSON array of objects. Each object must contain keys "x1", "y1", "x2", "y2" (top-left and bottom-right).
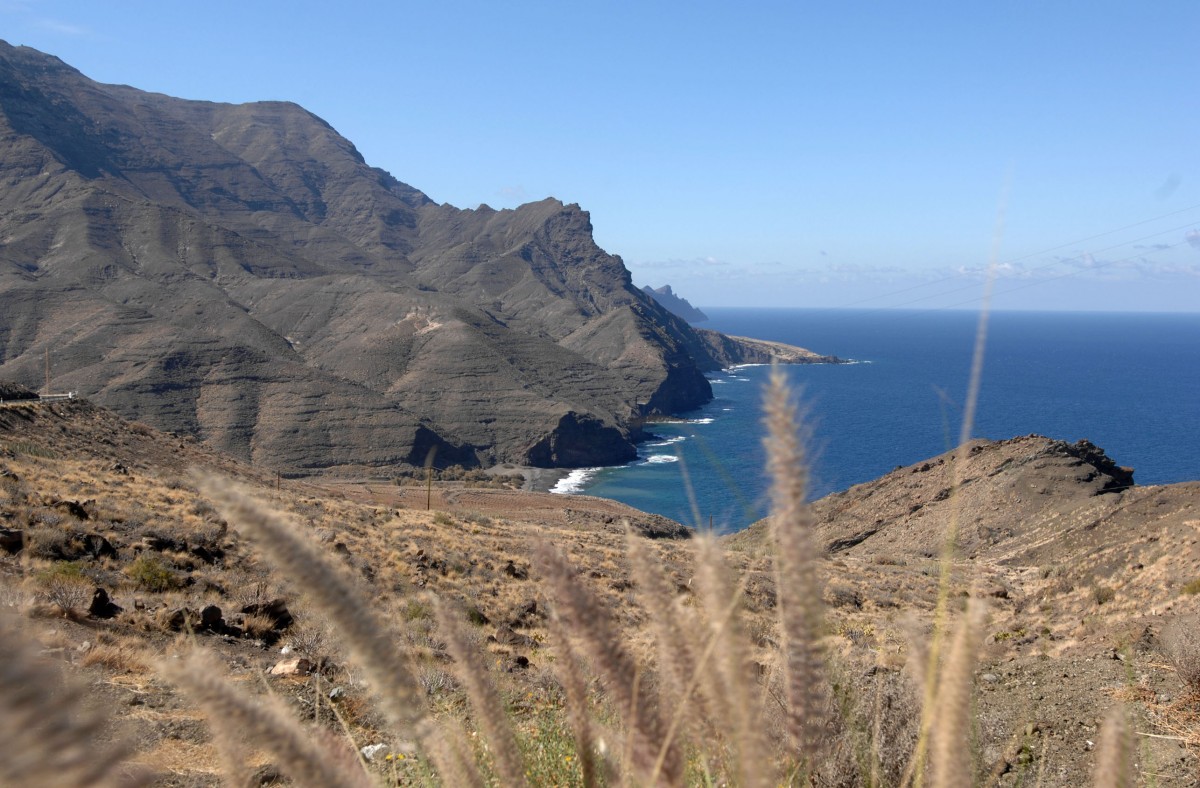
[{"x1": 554, "y1": 308, "x2": 1200, "y2": 533}]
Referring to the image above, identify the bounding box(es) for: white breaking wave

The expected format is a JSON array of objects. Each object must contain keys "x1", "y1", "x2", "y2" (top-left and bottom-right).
[
  {"x1": 688, "y1": 417, "x2": 715, "y2": 424},
  {"x1": 550, "y1": 467, "x2": 600, "y2": 494},
  {"x1": 646, "y1": 435, "x2": 687, "y2": 448},
  {"x1": 641, "y1": 454, "x2": 679, "y2": 465}
]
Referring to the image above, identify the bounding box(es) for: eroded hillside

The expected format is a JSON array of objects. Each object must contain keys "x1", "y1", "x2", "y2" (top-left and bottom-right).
[
  {"x1": 1, "y1": 396, "x2": 1198, "y2": 785},
  {"x1": 0, "y1": 40, "x2": 831, "y2": 474}
]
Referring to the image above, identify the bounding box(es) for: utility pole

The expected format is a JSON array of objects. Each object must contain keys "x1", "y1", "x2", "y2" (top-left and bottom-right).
[
  {"x1": 424, "y1": 446, "x2": 438, "y2": 511},
  {"x1": 426, "y1": 464, "x2": 433, "y2": 511}
]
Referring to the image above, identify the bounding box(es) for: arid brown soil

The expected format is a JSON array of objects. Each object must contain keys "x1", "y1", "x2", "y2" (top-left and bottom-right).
[{"x1": 2, "y1": 399, "x2": 1198, "y2": 785}]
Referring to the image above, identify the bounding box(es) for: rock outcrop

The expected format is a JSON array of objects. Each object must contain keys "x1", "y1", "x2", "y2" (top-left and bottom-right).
[
  {"x1": 642, "y1": 284, "x2": 708, "y2": 323},
  {"x1": 0, "y1": 41, "x2": 831, "y2": 472},
  {"x1": 728, "y1": 434, "x2": 1144, "y2": 560}
]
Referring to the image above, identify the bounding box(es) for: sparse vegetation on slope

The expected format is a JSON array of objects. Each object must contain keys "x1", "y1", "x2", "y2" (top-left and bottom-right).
[{"x1": 1, "y1": 385, "x2": 1198, "y2": 785}]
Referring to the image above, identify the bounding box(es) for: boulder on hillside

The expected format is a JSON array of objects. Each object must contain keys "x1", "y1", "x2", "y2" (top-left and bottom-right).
[{"x1": 0, "y1": 381, "x2": 36, "y2": 400}]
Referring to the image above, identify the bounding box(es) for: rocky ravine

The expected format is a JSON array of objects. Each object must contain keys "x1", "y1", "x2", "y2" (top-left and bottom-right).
[{"x1": 0, "y1": 41, "x2": 830, "y2": 474}]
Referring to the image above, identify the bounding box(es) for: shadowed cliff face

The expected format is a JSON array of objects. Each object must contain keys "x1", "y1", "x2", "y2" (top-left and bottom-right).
[{"x1": 0, "y1": 41, "x2": 753, "y2": 472}]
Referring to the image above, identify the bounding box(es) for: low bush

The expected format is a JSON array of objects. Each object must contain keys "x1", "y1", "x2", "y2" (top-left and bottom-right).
[
  {"x1": 35, "y1": 561, "x2": 92, "y2": 612},
  {"x1": 1162, "y1": 615, "x2": 1200, "y2": 694},
  {"x1": 1092, "y1": 584, "x2": 1116, "y2": 605},
  {"x1": 127, "y1": 555, "x2": 181, "y2": 592}
]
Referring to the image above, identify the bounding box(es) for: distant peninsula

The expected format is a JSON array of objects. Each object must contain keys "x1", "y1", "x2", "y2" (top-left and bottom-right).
[{"x1": 641, "y1": 284, "x2": 708, "y2": 323}]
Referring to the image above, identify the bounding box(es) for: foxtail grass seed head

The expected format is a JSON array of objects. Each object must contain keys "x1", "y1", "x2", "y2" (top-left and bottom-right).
[
  {"x1": 0, "y1": 611, "x2": 147, "y2": 787},
  {"x1": 1093, "y1": 704, "x2": 1136, "y2": 788},
  {"x1": 692, "y1": 534, "x2": 774, "y2": 788},
  {"x1": 536, "y1": 541, "x2": 683, "y2": 785},
  {"x1": 762, "y1": 366, "x2": 828, "y2": 762},
  {"x1": 159, "y1": 649, "x2": 371, "y2": 788},
  {"x1": 548, "y1": 613, "x2": 603, "y2": 788},
  {"x1": 434, "y1": 596, "x2": 528, "y2": 787},
  {"x1": 929, "y1": 600, "x2": 986, "y2": 788},
  {"x1": 198, "y1": 475, "x2": 455, "y2": 778}
]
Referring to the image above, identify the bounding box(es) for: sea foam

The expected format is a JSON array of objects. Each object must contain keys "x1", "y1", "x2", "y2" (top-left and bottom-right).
[{"x1": 550, "y1": 468, "x2": 600, "y2": 494}]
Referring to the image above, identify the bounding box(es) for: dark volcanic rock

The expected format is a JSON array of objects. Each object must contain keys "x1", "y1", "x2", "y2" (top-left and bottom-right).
[
  {"x1": 0, "y1": 528, "x2": 23, "y2": 554},
  {"x1": 240, "y1": 599, "x2": 294, "y2": 633},
  {"x1": 525, "y1": 411, "x2": 637, "y2": 467},
  {"x1": 82, "y1": 533, "x2": 117, "y2": 559},
  {"x1": 0, "y1": 381, "x2": 36, "y2": 400},
  {"x1": 89, "y1": 587, "x2": 122, "y2": 619},
  {"x1": 198, "y1": 604, "x2": 224, "y2": 632}
]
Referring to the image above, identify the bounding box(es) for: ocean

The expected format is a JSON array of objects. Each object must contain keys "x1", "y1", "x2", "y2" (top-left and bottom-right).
[{"x1": 554, "y1": 308, "x2": 1200, "y2": 533}]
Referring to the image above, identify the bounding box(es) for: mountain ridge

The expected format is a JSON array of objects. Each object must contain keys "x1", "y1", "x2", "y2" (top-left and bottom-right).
[
  {"x1": 0, "y1": 40, "x2": 832, "y2": 473},
  {"x1": 642, "y1": 284, "x2": 708, "y2": 323}
]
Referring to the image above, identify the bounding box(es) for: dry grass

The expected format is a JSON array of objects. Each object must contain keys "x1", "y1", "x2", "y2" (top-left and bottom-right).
[
  {"x1": 80, "y1": 634, "x2": 151, "y2": 673},
  {"x1": 2, "y1": 375, "x2": 1197, "y2": 785},
  {"x1": 0, "y1": 610, "x2": 146, "y2": 786},
  {"x1": 1161, "y1": 615, "x2": 1200, "y2": 693},
  {"x1": 131, "y1": 371, "x2": 1026, "y2": 786}
]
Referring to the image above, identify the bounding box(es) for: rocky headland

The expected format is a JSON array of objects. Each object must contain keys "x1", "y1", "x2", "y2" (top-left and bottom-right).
[{"x1": 641, "y1": 284, "x2": 709, "y2": 323}]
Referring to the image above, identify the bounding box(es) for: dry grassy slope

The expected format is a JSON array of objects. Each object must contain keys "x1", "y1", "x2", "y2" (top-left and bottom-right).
[
  {"x1": 2, "y1": 400, "x2": 1199, "y2": 785},
  {"x1": 730, "y1": 434, "x2": 1200, "y2": 784},
  {"x1": 0, "y1": 396, "x2": 702, "y2": 784}
]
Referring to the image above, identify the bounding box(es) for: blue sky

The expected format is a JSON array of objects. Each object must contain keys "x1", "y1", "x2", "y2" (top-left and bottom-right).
[{"x1": 3, "y1": 1, "x2": 1198, "y2": 310}]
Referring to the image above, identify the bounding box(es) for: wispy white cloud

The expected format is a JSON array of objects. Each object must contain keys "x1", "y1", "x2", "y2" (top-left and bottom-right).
[
  {"x1": 0, "y1": 1, "x2": 92, "y2": 36},
  {"x1": 496, "y1": 185, "x2": 527, "y2": 202},
  {"x1": 34, "y1": 18, "x2": 91, "y2": 36},
  {"x1": 634, "y1": 255, "x2": 731, "y2": 270},
  {"x1": 951, "y1": 253, "x2": 1200, "y2": 282},
  {"x1": 634, "y1": 240, "x2": 1200, "y2": 302}
]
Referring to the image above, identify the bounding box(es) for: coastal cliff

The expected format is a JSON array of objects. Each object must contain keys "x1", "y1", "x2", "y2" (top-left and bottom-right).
[{"x1": 0, "y1": 40, "x2": 832, "y2": 472}]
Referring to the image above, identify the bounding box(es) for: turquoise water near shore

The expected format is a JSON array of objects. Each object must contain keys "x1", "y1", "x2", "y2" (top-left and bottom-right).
[{"x1": 555, "y1": 308, "x2": 1200, "y2": 533}]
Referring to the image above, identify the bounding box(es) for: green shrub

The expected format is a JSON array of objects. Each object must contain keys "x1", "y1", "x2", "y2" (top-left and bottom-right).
[
  {"x1": 1092, "y1": 585, "x2": 1116, "y2": 605},
  {"x1": 401, "y1": 598, "x2": 431, "y2": 621},
  {"x1": 36, "y1": 561, "x2": 92, "y2": 611},
  {"x1": 1181, "y1": 578, "x2": 1200, "y2": 596},
  {"x1": 127, "y1": 555, "x2": 180, "y2": 592}
]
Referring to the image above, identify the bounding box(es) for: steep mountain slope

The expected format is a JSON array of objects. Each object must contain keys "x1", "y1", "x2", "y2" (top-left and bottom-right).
[{"x1": 0, "y1": 41, "x2": 823, "y2": 473}]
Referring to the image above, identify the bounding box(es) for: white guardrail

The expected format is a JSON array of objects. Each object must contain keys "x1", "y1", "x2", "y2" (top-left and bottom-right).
[
  {"x1": 0, "y1": 392, "x2": 77, "y2": 405},
  {"x1": 37, "y1": 392, "x2": 78, "y2": 402}
]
